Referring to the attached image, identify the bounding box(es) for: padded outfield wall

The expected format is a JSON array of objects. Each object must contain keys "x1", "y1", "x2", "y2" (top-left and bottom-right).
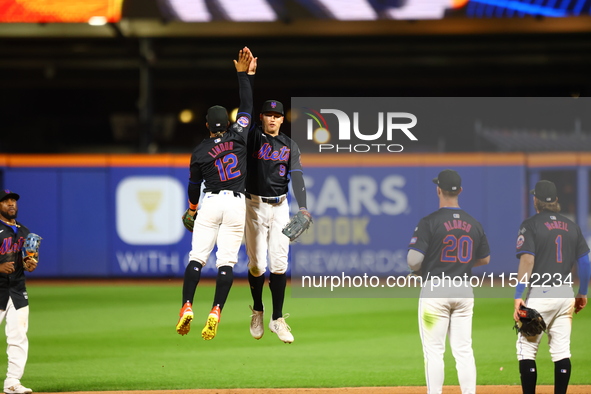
[{"x1": 0, "y1": 152, "x2": 589, "y2": 278}]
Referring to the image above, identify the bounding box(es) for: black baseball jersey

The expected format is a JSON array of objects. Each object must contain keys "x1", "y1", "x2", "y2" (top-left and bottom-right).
[
  {"x1": 409, "y1": 207, "x2": 490, "y2": 280},
  {"x1": 0, "y1": 220, "x2": 31, "y2": 310},
  {"x1": 246, "y1": 127, "x2": 303, "y2": 197},
  {"x1": 189, "y1": 72, "x2": 252, "y2": 195},
  {"x1": 516, "y1": 211, "x2": 590, "y2": 278},
  {"x1": 190, "y1": 125, "x2": 249, "y2": 193}
]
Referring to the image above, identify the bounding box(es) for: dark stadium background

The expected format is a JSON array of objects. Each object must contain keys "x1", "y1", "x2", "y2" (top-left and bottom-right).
[{"x1": 1, "y1": 0, "x2": 590, "y2": 155}]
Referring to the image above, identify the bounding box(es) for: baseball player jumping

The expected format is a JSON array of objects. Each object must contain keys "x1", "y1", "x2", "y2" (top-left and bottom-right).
[
  {"x1": 407, "y1": 170, "x2": 490, "y2": 394},
  {"x1": 245, "y1": 97, "x2": 309, "y2": 344},
  {"x1": 513, "y1": 180, "x2": 590, "y2": 394},
  {"x1": 176, "y1": 47, "x2": 256, "y2": 340}
]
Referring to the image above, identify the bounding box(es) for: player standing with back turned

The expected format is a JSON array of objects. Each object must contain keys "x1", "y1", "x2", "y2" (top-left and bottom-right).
[
  {"x1": 407, "y1": 169, "x2": 490, "y2": 394},
  {"x1": 175, "y1": 47, "x2": 256, "y2": 341},
  {"x1": 245, "y1": 98, "x2": 310, "y2": 344},
  {"x1": 513, "y1": 180, "x2": 590, "y2": 394}
]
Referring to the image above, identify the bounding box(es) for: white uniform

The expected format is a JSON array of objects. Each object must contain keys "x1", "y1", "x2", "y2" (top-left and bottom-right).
[
  {"x1": 189, "y1": 191, "x2": 246, "y2": 268},
  {"x1": 0, "y1": 299, "x2": 29, "y2": 391},
  {"x1": 419, "y1": 284, "x2": 476, "y2": 394},
  {"x1": 245, "y1": 194, "x2": 289, "y2": 275},
  {"x1": 517, "y1": 288, "x2": 575, "y2": 362}
]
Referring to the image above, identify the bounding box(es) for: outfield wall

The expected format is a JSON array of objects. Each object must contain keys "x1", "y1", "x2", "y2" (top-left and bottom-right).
[{"x1": 0, "y1": 153, "x2": 589, "y2": 278}]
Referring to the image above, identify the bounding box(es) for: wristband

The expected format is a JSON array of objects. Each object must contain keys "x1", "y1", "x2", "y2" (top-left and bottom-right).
[
  {"x1": 514, "y1": 283, "x2": 526, "y2": 299},
  {"x1": 189, "y1": 201, "x2": 198, "y2": 211}
]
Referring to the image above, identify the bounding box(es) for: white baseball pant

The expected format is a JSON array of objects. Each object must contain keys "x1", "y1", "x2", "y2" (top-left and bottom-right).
[
  {"x1": 419, "y1": 283, "x2": 476, "y2": 394},
  {"x1": 517, "y1": 286, "x2": 576, "y2": 362},
  {"x1": 245, "y1": 194, "x2": 289, "y2": 276},
  {"x1": 188, "y1": 191, "x2": 246, "y2": 268},
  {"x1": 0, "y1": 298, "x2": 29, "y2": 390}
]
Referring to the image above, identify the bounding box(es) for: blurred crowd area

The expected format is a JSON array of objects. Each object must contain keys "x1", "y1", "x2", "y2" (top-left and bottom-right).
[{"x1": 2, "y1": 34, "x2": 590, "y2": 155}]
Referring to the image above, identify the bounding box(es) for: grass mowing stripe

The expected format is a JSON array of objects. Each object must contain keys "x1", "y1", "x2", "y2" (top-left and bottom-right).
[{"x1": 20, "y1": 283, "x2": 591, "y2": 392}]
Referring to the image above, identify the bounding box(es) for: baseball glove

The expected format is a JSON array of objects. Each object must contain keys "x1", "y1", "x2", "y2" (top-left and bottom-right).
[
  {"x1": 182, "y1": 209, "x2": 197, "y2": 232},
  {"x1": 22, "y1": 233, "x2": 42, "y2": 265},
  {"x1": 282, "y1": 210, "x2": 313, "y2": 242},
  {"x1": 514, "y1": 305, "x2": 546, "y2": 337}
]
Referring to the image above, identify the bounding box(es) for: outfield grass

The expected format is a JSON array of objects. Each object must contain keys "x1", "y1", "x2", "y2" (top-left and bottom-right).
[{"x1": 19, "y1": 281, "x2": 591, "y2": 392}]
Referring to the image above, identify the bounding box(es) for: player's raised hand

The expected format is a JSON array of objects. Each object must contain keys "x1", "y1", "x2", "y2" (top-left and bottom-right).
[
  {"x1": 575, "y1": 294, "x2": 587, "y2": 314},
  {"x1": 248, "y1": 53, "x2": 257, "y2": 75},
  {"x1": 234, "y1": 46, "x2": 253, "y2": 73}
]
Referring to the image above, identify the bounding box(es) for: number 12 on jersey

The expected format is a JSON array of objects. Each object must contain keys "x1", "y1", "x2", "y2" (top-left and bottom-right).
[{"x1": 214, "y1": 153, "x2": 240, "y2": 182}]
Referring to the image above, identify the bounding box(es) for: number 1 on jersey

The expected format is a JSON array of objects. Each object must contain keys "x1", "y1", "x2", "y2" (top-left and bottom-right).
[
  {"x1": 214, "y1": 153, "x2": 240, "y2": 182},
  {"x1": 555, "y1": 234, "x2": 563, "y2": 263}
]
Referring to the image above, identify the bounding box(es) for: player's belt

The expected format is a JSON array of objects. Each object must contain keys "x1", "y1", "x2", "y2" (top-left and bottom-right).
[
  {"x1": 210, "y1": 190, "x2": 242, "y2": 198},
  {"x1": 245, "y1": 193, "x2": 286, "y2": 205}
]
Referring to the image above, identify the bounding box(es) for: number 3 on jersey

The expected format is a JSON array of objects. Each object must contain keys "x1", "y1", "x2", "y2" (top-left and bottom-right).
[
  {"x1": 441, "y1": 234, "x2": 474, "y2": 263},
  {"x1": 214, "y1": 153, "x2": 241, "y2": 182}
]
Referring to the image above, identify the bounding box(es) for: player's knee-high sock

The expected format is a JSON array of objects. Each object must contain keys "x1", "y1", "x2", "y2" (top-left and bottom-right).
[
  {"x1": 213, "y1": 266, "x2": 234, "y2": 310},
  {"x1": 269, "y1": 273, "x2": 287, "y2": 320},
  {"x1": 519, "y1": 359, "x2": 537, "y2": 394},
  {"x1": 182, "y1": 260, "x2": 202, "y2": 305},
  {"x1": 248, "y1": 271, "x2": 265, "y2": 311},
  {"x1": 554, "y1": 358, "x2": 571, "y2": 394}
]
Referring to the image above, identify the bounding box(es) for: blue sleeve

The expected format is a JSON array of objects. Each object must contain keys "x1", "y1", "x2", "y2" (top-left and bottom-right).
[
  {"x1": 514, "y1": 283, "x2": 526, "y2": 299},
  {"x1": 577, "y1": 253, "x2": 590, "y2": 296}
]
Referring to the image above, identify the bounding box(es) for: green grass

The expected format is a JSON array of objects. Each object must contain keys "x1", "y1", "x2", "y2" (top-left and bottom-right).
[{"x1": 17, "y1": 282, "x2": 591, "y2": 392}]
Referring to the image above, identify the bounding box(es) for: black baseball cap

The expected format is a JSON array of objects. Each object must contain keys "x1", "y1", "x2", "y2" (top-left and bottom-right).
[
  {"x1": 261, "y1": 100, "x2": 284, "y2": 116},
  {"x1": 206, "y1": 105, "x2": 229, "y2": 133},
  {"x1": 432, "y1": 169, "x2": 462, "y2": 192},
  {"x1": 530, "y1": 180, "x2": 557, "y2": 202},
  {"x1": 0, "y1": 189, "x2": 20, "y2": 202}
]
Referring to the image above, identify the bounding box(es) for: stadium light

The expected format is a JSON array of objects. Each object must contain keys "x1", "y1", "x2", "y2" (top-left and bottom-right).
[
  {"x1": 179, "y1": 109, "x2": 194, "y2": 123},
  {"x1": 88, "y1": 16, "x2": 108, "y2": 26}
]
